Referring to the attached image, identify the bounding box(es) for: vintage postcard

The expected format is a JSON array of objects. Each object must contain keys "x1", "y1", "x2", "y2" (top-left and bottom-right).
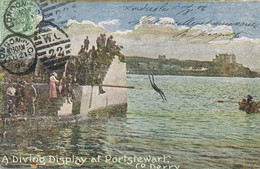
[{"x1": 0, "y1": 0, "x2": 259, "y2": 168}]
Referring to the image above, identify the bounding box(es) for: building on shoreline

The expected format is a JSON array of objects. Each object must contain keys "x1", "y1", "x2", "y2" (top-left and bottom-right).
[
  {"x1": 158, "y1": 55, "x2": 167, "y2": 60},
  {"x1": 126, "y1": 54, "x2": 258, "y2": 78},
  {"x1": 181, "y1": 66, "x2": 208, "y2": 71},
  {"x1": 213, "y1": 53, "x2": 236, "y2": 64}
]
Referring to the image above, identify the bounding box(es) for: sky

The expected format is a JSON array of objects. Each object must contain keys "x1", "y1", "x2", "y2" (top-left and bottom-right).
[
  {"x1": 69, "y1": 2, "x2": 260, "y2": 39},
  {"x1": 35, "y1": 1, "x2": 260, "y2": 71},
  {"x1": 1, "y1": 1, "x2": 259, "y2": 70}
]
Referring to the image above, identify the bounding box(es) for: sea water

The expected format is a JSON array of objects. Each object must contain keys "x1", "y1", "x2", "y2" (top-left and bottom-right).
[{"x1": 0, "y1": 75, "x2": 259, "y2": 168}]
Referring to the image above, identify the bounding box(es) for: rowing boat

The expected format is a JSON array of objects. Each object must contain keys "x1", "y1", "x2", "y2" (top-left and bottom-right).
[
  {"x1": 217, "y1": 99, "x2": 260, "y2": 114},
  {"x1": 238, "y1": 99, "x2": 260, "y2": 114}
]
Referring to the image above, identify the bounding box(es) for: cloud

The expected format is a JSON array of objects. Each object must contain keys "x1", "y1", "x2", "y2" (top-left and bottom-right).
[
  {"x1": 134, "y1": 16, "x2": 190, "y2": 31},
  {"x1": 177, "y1": 25, "x2": 190, "y2": 30},
  {"x1": 232, "y1": 36, "x2": 260, "y2": 43},
  {"x1": 191, "y1": 24, "x2": 233, "y2": 35},
  {"x1": 66, "y1": 19, "x2": 121, "y2": 33},
  {"x1": 66, "y1": 19, "x2": 96, "y2": 27},
  {"x1": 158, "y1": 17, "x2": 177, "y2": 28},
  {"x1": 98, "y1": 19, "x2": 120, "y2": 33},
  {"x1": 134, "y1": 16, "x2": 156, "y2": 29},
  {"x1": 98, "y1": 19, "x2": 119, "y2": 26},
  {"x1": 66, "y1": 18, "x2": 122, "y2": 33},
  {"x1": 206, "y1": 36, "x2": 260, "y2": 44},
  {"x1": 139, "y1": 16, "x2": 156, "y2": 25},
  {"x1": 114, "y1": 30, "x2": 133, "y2": 34}
]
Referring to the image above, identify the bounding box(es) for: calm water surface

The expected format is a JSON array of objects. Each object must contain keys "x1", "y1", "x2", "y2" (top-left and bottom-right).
[{"x1": 0, "y1": 75, "x2": 259, "y2": 169}]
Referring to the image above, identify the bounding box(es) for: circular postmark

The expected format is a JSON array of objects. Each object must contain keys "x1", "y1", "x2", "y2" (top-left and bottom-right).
[
  {"x1": 0, "y1": 34, "x2": 37, "y2": 75},
  {"x1": 34, "y1": 21, "x2": 71, "y2": 70},
  {"x1": 4, "y1": 0, "x2": 43, "y2": 37}
]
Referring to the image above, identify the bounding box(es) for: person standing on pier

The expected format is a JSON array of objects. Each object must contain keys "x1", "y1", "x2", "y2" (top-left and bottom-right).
[
  {"x1": 84, "y1": 36, "x2": 90, "y2": 51},
  {"x1": 21, "y1": 81, "x2": 37, "y2": 116},
  {"x1": 6, "y1": 81, "x2": 16, "y2": 104},
  {"x1": 96, "y1": 35, "x2": 102, "y2": 50},
  {"x1": 101, "y1": 34, "x2": 106, "y2": 50},
  {"x1": 106, "y1": 35, "x2": 114, "y2": 52},
  {"x1": 49, "y1": 72, "x2": 59, "y2": 98},
  {"x1": 7, "y1": 100, "x2": 16, "y2": 117}
]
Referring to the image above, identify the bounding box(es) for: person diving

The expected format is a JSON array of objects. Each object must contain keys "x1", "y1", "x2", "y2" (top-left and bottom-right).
[{"x1": 148, "y1": 73, "x2": 167, "y2": 101}]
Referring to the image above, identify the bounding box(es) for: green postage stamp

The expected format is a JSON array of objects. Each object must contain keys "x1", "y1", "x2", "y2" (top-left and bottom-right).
[{"x1": 0, "y1": 0, "x2": 259, "y2": 168}]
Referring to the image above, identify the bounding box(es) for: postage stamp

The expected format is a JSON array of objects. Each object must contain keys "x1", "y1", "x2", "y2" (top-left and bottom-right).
[
  {"x1": 0, "y1": 1, "x2": 260, "y2": 169},
  {"x1": 3, "y1": 0, "x2": 42, "y2": 36}
]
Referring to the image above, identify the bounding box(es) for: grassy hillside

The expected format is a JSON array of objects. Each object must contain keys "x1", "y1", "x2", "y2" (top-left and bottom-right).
[{"x1": 126, "y1": 56, "x2": 258, "y2": 78}]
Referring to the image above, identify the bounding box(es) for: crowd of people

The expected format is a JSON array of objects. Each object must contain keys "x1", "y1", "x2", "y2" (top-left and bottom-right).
[
  {"x1": 78, "y1": 34, "x2": 125, "y2": 61},
  {"x1": 3, "y1": 34, "x2": 125, "y2": 117},
  {"x1": 5, "y1": 79, "x2": 37, "y2": 117},
  {"x1": 47, "y1": 34, "x2": 125, "y2": 100},
  {"x1": 49, "y1": 72, "x2": 76, "y2": 104},
  {"x1": 69, "y1": 34, "x2": 124, "y2": 93}
]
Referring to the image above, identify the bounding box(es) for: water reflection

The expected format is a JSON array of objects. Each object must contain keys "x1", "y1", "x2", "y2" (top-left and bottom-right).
[{"x1": 0, "y1": 116, "x2": 129, "y2": 168}]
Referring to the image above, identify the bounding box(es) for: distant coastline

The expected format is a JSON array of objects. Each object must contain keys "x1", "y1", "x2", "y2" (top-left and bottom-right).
[{"x1": 126, "y1": 55, "x2": 259, "y2": 78}]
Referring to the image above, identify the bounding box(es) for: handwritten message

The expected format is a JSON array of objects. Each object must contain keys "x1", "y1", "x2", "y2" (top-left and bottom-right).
[
  {"x1": 125, "y1": 3, "x2": 258, "y2": 28},
  {"x1": 124, "y1": 2, "x2": 258, "y2": 44},
  {"x1": 123, "y1": 3, "x2": 207, "y2": 15}
]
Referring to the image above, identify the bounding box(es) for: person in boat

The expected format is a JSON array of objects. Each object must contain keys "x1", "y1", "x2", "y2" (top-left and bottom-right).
[
  {"x1": 247, "y1": 94, "x2": 253, "y2": 105},
  {"x1": 148, "y1": 73, "x2": 167, "y2": 101},
  {"x1": 239, "y1": 96, "x2": 259, "y2": 114},
  {"x1": 49, "y1": 72, "x2": 59, "y2": 99}
]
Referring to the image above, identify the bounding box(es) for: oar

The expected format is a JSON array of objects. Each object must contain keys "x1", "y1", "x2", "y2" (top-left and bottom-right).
[
  {"x1": 102, "y1": 84, "x2": 135, "y2": 89},
  {"x1": 217, "y1": 100, "x2": 260, "y2": 103},
  {"x1": 217, "y1": 100, "x2": 240, "y2": 103}
]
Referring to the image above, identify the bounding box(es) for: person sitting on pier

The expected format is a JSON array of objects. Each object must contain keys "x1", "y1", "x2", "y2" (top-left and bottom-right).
[
  {"x1": 90, "y1": 46, "x2": 98, "y2": 59},
  {"x1": 78, "y1": 45, "x2": 85, "y2": 54},
  {"x1": 114, "y1": 45, "x2": 125, "y2": 62}
]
